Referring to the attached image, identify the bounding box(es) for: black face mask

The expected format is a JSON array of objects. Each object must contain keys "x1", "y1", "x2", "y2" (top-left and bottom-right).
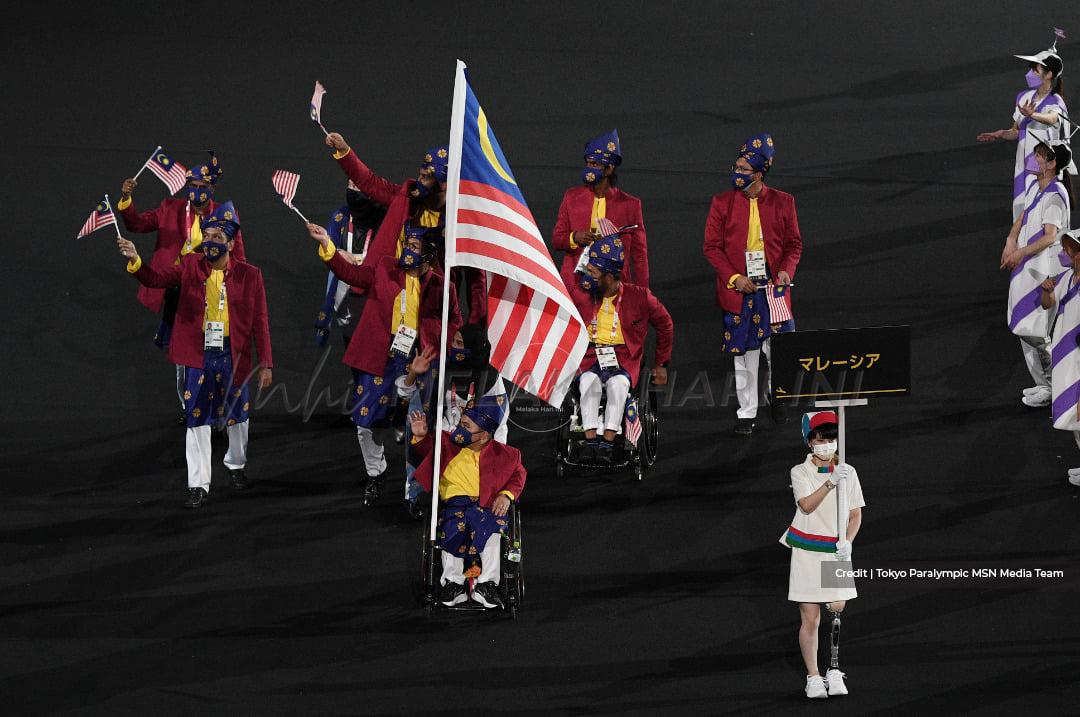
[{"x1": 345, "y1": 189, "x2": 388, "y2": 231}]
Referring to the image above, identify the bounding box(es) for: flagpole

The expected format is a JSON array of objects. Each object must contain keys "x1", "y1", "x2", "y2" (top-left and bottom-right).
[
  {"x1": 288, "y1": 204, "x2": 311, "y2": 224},
  {"x1": 428, "y1": 59, "x2": 469, "y2": 541},
  {"x1": 132, "y1": 145, "x2": 162, "y2": 181},
  {"x1": 104, "y1": 194, "x2": 122, "y2": 238}
]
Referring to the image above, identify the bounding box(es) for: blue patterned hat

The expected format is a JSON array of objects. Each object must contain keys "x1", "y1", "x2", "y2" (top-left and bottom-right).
[
  {"x1": 421, "y1": 145, "x2": 449, "y2": 183},
  {"x1": 186, "y1": 150, "x2": 223, "y2": 185},
  {"x1": 587, "y1": 234, "x2": 625, "y2": 276},
  {"x1": 463, "y1": 390, "x2": 508, "y2": 435},
  {"x1": 202, "y1": 200, "x2": 240, "y2": 239},
  {"x1": 737, "y1": 133, "x2": 775, "y2": 172},
  {"x1": 583, "y1": 129, "x2": 622, "y2": 167}
]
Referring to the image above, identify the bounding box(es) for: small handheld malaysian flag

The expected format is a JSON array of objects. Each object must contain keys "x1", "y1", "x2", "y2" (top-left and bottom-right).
[
  {"x1": 766, "y1": 282, "x2": 794, "y2": 323},
  {"x1": 310, "y1": 81, "x2": 329, "y2": 135},
  {"x1": 144, "y1": 147, "x2": 188, "y2": 194},
  {"x1": 623, "y1": 398, "x2": 642, "y2": 445},
  {"x1": 271, "y1": 169, "x2": 310, "y2": 223},
  {"x1": 77, "y1": 195, "x2": 120, "y2": 239}
]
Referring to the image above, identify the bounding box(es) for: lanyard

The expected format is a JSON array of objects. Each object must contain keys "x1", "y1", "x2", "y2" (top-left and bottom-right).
[
  {"x1": 590, "y1": 285, "x2": 622, "y2": 342},
  {"x1": 345, "y1": 216, "x2": 354, "y2": 253},
  {"x1": 205, "y1": 274, "x2": 227, "y2": 312},
  {"x1": 399, "y1": 286, "x2": 408, "y2": 326}
]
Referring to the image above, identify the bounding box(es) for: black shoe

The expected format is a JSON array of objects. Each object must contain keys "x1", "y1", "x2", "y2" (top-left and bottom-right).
[
  {"x1": 734, "y1": 418, "x2": 755, "y2": 436},
  {"x1": 177, "y1": 412, "x2": 188, "y2": 426},
  {"x1": 363, "y1": 475, "x2": 382, "y2": 506},
  {"x1": 771, "y1": 401, "x2": 789, "y2": 425},
  {"x1": 578, "y1": 438, "x2": 599, "y2": 464},
  {"x1": 439, "y1": 581, "x2": 468, "y2": 606},
  {"x1": 471, "y1": 581, "x2": 504, "y2": 609},
  {"x1": 229, "y1": 468, "x2": 250, "y2": 490},
  {"x1": 183, "y1": 487, "x2": 207, "y2": 509},
  {"x1": 407, "y1": 499, "x2": 424, "y2": 521},
  {"x1": 596, "y1": 440, "x2": 615, "y2": 466}
]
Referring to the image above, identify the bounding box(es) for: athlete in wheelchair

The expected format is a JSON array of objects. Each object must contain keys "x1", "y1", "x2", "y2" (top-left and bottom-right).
[
  {"x1": 412, "y1": 388, "x2": 525, "y2": 615},
  {"x1": 554, "y1": 232, "x2": 673, "y2": 479}
]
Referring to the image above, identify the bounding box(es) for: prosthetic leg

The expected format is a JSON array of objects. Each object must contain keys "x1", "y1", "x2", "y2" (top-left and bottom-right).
[{"x1": 823, "y1": 602, "x2": 848, "y2": 695}]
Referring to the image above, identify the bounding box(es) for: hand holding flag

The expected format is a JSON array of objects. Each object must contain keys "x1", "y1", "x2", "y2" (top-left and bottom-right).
[
  {"x1": 271, "y1": 169, "x2": 310, "y2": 223},
  {"x1": 310, "y1": 81, "x2": 329, "y2": 136}
]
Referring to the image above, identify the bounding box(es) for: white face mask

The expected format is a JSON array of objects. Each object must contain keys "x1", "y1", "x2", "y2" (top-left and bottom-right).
[{"x1": 811, "y1": 441, "x2": 837, "y2": 460}]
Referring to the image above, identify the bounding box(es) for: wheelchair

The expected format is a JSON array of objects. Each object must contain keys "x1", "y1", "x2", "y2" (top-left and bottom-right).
[
  {"x1": 420, "y1": 500, "x2": 524, "y2": 619},
  {"x1": 552, "y1": 362, "x2": 660, "y2": 481}
]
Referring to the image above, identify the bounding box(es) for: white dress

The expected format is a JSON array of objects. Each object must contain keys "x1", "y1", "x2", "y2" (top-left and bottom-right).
[
  {"x1": 1051, "y1": 270, "x2": 1080, "y2": 431},
  {"x1": 1007, "y1": 179, "x2": 1070, "y2": 340},
  {"x1": 779, "y1": 456, "x2": 866, "y2": 603},
  {"x1": 1011, "y1": 89, "x2": 1069, "y2": 221}
]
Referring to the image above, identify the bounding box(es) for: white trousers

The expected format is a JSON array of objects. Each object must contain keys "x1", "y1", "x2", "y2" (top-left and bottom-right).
[
  {"x1": 356, "y1": 426, "x2": 387, "y2": 477},
  {"x1": 579, "y1": 372, "x2": 631, "y2": 434},
  {"x1": 733, "y1": 338, "x2": 772, "y2": 419},
  {"x1": 185, "y1": 420, "x2": 250, "y2": 492},
  {"x1": 1020, "y1": 335, "x2": 1051, "y2": 389},
  {"x1": 440, "y1": 534, "x2": 503, "y2": 585}
]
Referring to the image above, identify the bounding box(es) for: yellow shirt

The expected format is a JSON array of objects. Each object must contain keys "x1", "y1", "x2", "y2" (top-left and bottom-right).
[
  {"x1": 179, "y1": 209, "x2": 204, "y2": 259},
  {"x1": 571, "y1": 196, "x2": 607, "y2": 250},
  {"x1": 396, "y1": 209, "x2": 441, "y2": 258},
  {"x1": 391, "y1": 274, "x2": 421, "y2": 335},
  {"x1": 728, "y1": 196, "x2": 764, "y2": 288},
  {"x1": 592, "y1": 295, "x2": 624, "y2": 345},
  {"x1": 440, "y1": 446, "x2": 481, "y2": 500},
  {"x1": 204, "y1": 268, "x2": 229, "y2": 337}
]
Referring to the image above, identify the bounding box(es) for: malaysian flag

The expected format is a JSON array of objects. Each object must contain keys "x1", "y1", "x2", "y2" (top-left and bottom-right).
[
  {"x1": 77, "y1": 196, "x2": 118, "y2": 238},
  {"x1": 145, "y1": 148, "x2": 188, "y2": 194},
  {"x1": 623, "y1": 398, "x2": 642, "y2": 445},
  {"x1": 766, "y1": 282, "x2": 793, "y2": 323},
  {"x1": 310, "y1": 81, "x2": 327, "y2": 132},
  {"x1": 272, "y1": 169, "x2": 301, "y2": 207},
  {"x1": 445, "y1": 61, "x2": 588, "y2": 407}
]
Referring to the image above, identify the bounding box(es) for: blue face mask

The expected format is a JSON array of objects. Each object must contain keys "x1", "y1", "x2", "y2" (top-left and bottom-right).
[
  {"x1": 1026, "y1": 68, "x2": 1043, "y2": 89},
  {"x1": 202, "y1": 239, "x2": 229, "y2": 261},
  {"x1": 450, "y1": 425, "x2": 475, "y2": 446},
  {"x1": 582, "y1": 165, "x2": 604, "y2": 185},
  {"x1": 1025, "y1": 154, "x2": 1043, "y2": 174},
  {"x1": 398, "y1": 247, "x2": 424, "y2": 269},
  {"x1": 450, "y1": 347, "x2": 472, "y2": 364},
  {"x1": 579, "y1": 273, "x2": 604, "y2": 296},
  {"x1": 731, "y1": 171, "x2": 755, "y2": 191},
  {"x1": 188, "y1": 184, "x2": 213, "y2": 206}
]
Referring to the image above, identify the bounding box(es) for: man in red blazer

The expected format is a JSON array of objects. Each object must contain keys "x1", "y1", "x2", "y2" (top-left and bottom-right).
[
  {"x1": 552, "y1": 130, "x2": 650, "y2": 292},
  {"x1": 322, "y1": 131, "x2": 487, "y2": 327},
  {"x1": 117, "y1": 201, "x2": 272, "y2": 509},
  {"x1": 571, "y1": 233, "x2": 673, "y2": 466},
  {"x1": 305, "y1": 221, "x2": 462, "y2": 505},
  {"x1": 118, "y1": 152, "x2": 248, "y2": 417},
  {"x1": 410, "y1": 389, "x2": 525, "y2": 609},
  {"x1": 703, "y1": 133, "x2": 803, "y2": 435}
]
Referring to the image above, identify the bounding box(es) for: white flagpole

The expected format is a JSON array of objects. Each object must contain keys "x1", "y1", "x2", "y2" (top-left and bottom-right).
[
  {"x1": 132, "y1": 145, "x2": 162, "y2": 181},
  {"x1": 104, "y1": 194, "x2": 122, "y2": 238},
  {"x1": 287, "y1": 204, "x2": 311, "y2": 224},
  {"x1": 428, "y1": 59, "x2": 469, "y2": 541},
  {"x1": 836, "y1": 405, "x2": 849, "y2": 548}
]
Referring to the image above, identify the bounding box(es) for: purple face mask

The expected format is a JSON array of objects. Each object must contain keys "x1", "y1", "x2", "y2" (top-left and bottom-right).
[
  {"x1": 1025, "y1": 154, "x2": 1043, "y2": 175},
  {"x1": 1026, "y1": 68, "x2": 1043, "y2": 89}
]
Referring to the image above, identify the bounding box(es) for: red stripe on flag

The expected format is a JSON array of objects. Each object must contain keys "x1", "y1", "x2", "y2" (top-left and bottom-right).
[
  {"x1": 511, "y1": 296, "x2": 560, "y2": 388},
  {"x1": 489, "y1": 284, "x2": 534, "y2": 369},
  {"x1": 457, "y1": 208, "x2": 551, "y2": 261},
  {"x1": 537, "y1": 312, "x2": 584, "y2": 400},
  {"x1": 457, "y1": 238, "x2": 572, "y2": 302},
  {"x1": 460, "y1": 180, "x2": 534, "y2": 224}
]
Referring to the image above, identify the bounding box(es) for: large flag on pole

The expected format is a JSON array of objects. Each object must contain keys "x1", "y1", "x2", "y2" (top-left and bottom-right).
[{"x1": 444, "y1": 61, "x2": 588, "y2": 407}]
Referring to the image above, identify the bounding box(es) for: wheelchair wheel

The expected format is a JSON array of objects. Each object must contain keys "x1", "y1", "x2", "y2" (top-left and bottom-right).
[
  {"x1": 552, "y1": 393, "x2": 575, "y2": 477},
  {"x1": 637, "y1": 379, "x2": 660, "y2": 468},
  {"x1": 500, "y1": 504, "x2": 524, "y2": 617},
  {"x1": 420, "y1": 513, "x2": 438, "y2": 610}
]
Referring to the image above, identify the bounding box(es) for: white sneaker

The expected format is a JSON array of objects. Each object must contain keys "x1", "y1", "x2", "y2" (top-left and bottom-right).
[
  {"x1": 1021, "y1": 387, "x2": 1052, "y2": 407},
  {"x1": 1022, "y1": 386, "x2": 1043, "y2": 397},
  {"x1": 1069, "y1": 471, "x2": 1080, "y2": 487},
  {"x1": 805, "y1": 674, "x2": 828, "y2": 699},
  {"x1": 825, "y1": 668, "x2": 848, "y2": 695}
]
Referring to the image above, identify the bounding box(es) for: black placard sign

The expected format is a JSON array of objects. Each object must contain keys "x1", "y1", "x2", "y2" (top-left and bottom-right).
[{"x1": 770, "y1": 326, "x2": 911, "y2": 402}]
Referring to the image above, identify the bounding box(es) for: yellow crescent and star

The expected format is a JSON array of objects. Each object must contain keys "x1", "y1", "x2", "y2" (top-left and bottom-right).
[{"x1": 477, "y1": 105, "x2": 516, "y2": 185}]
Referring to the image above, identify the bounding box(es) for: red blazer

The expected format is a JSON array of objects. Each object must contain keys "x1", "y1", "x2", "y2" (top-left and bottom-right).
[
  {"x1": 335, "y1": 150, "x2": 486, "y2": 324},
  {"x1": 131, "y1": 254, "x2": 272, "y2": 382},
  {"x1": 571, "y1": 282, "x2": 673, "y2": 388},
  {"x1": 413, "y1": 431, "x2": 527, "y2": 507},
  {"x1": 120, "y1": 198, "x2": 247, "y2": 313},
  {"x1": 324, "y1": 250, "x2": 462, "y2": 376},
  {"x1": 552, "y1": 185, "x2": 649, "y2": 289},
  {"x1": 702, "y1": 185, "x2": 803, "y2": 315}
]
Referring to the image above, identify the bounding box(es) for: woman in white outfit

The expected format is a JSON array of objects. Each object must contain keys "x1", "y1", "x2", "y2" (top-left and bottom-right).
[
  {"x1": 977, "y1": 32, "x2": 1069, "y2": 221},
  {"x1": 780, "y1": 411, "x2": 865, "y2": 699}
]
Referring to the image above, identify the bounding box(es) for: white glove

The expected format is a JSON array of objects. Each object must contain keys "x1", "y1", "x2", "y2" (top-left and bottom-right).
[
  {"x1": 834, "y1": 463, "x2": 852, "y2": 484},
  {"x1": 834, "y1": 539, "x2": 852, "y2": 562}
]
